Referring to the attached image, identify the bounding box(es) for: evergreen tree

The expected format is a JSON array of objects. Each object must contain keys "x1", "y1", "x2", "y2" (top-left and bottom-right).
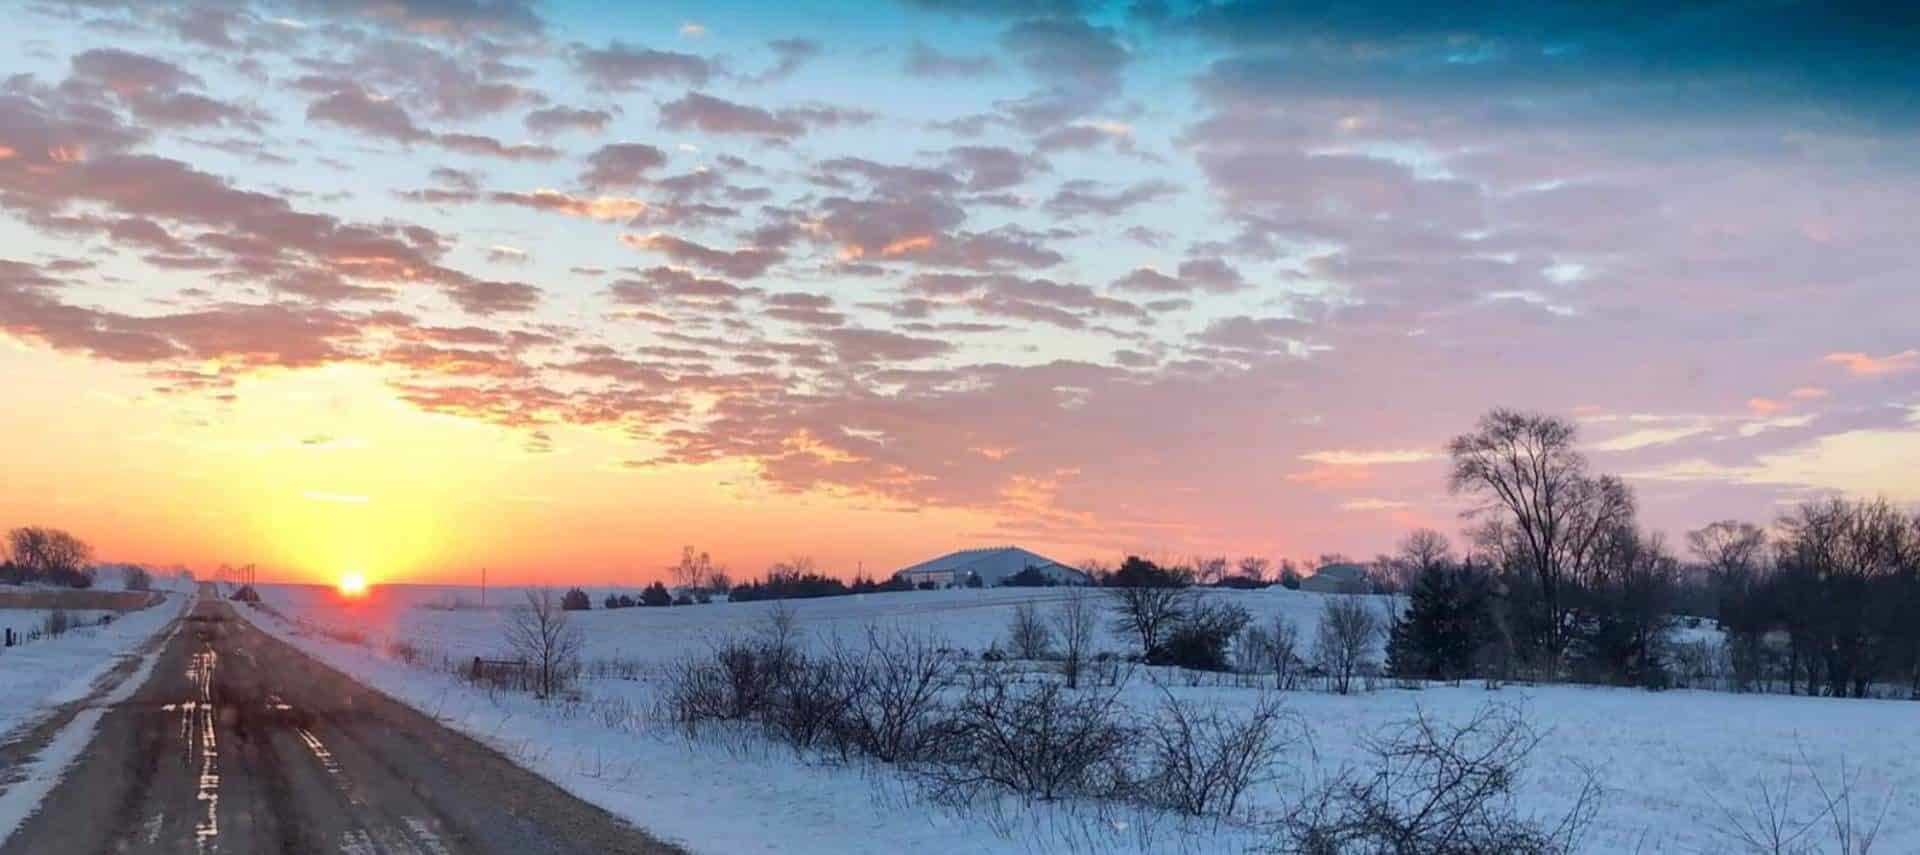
[
  {"x1": 1388, "y1": 562, "x2": 1492, "y2": 682},
  {"x1": 640, "y1": 581, "x2": 672, "y2": 607}
]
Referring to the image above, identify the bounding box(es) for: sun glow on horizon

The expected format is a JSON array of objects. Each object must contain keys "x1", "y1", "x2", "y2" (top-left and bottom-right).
[{"x1": 337, "y1": 572, "x2": 368, "y2": 597}]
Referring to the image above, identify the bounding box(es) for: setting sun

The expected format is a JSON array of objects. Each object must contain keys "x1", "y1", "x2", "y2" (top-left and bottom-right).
[{"x1": 337, "y1": 572, "x2": 368, "y2": 598}]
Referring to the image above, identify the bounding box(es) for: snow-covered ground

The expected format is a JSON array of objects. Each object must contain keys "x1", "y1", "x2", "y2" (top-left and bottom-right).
[
  {"x1": 0, "y1": 592, "x2": 187, "y2": 741},
  {"x1": 246, "y1": 583, "x2": 1919, "y2": 854},
  {"x1": 256, "y1": 583, "x2": 1381, "y2": 667},
  {"x1": 0, "y1": 609, "x2": 115, "y2": 643}
]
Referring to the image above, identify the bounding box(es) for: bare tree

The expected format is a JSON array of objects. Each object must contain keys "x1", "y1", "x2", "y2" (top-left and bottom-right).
[
  {"x1": 1075, "y1": 558, "x2": 1112, "y2": 584},
  {"x1": 6, "y1": 526, "x2": 95, "y2": 586},
  {"x1": 1449, "y1": 409, "x2": 1636, "y2": 670},
  {"x1": 1237, "y1": 556, "x2": 1271, "y2": 584},
  {"x1": 1316, "y1": 595, "x2": 1379, "y2": 694},
  {"x1": 1006, "y1": 602, "x2": 1054, "y2": 660},
  {"x1": 671, "y1": 546, "x2": 714, "y2": 591},
  {"x1": 1191, "y1": 555, "x2": 1230, "y2": 586},
  {"x1": 1054, "y1": 588, "x2": 1097, "y2": 688},
  {"x1": 505, "y1": 588, "x2": 584, "y2": 698},
  {"x1": 1108, "y1": 585, "x2": 1191, "y2": 656},
  {"x1": 1240, "y1": 613, "x2": 1305, "y2": 689},
  {"x1": 1401, "y1": 528, "x2": 1453, "y2": 571},
  {"x1": 1689, "y1": 520, "x2": 1769, "y2": 576}
]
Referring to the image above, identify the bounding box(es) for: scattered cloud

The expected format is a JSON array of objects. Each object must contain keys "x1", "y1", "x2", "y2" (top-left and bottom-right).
[
  {"x1": 1824, "y1": 349, "x2": 1918, "y2": 377},
  {"x1": 1299, "y1": 449, "x2": 1439, "y2": 466}
]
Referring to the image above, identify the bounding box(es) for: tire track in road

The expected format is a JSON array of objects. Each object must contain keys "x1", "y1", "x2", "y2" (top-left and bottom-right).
[
  {"x1": 3, "y1": 586, "x2": 683, "y2": 854},
  {"x1": 0, "y1": 600, "x2": 186, "y2": 846}
]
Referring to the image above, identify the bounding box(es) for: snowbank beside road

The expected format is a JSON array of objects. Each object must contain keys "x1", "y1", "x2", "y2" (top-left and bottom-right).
[{"x1": 0, "y1": 591, "x2": 186, "y2": 741}]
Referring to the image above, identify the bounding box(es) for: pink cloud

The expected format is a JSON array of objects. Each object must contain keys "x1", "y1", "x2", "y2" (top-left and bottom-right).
[{"x1": 1823, "y1": 349, "x2": 1918, "y2": 377}]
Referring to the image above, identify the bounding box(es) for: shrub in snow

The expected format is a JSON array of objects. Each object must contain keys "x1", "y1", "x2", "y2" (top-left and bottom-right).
[
  {"x1": 1142, "y1": 691, "x2": 1299, "y2": 818},
  {"x1": 767, "y1": 650, "x2": 863, "y2": 754},
  {"x1": 561, "y1": 587, "x2": 591, "y2": 611},
  {"x1": 1005, "y1": 602, "x2": 1053, "y2": 660},
  {"x1": 1237, "y1": 613, "x2": 1306, "y2": 690},
  {"x1": 1278, "y1": 703, "x2": 1600, "y2": 854},
  {"x1": 1054, "y1": 589, "x2": 1097, "y2": 688},
  {"x1": 1148, "y1": 601, "x2": 1251, "y2": 672},
  {"x1": 923, "y1": 668, "x2": 1132, "y2": 803},
  {"x1": 840, "y1": 630, "x2": 949, "y2": 763}
]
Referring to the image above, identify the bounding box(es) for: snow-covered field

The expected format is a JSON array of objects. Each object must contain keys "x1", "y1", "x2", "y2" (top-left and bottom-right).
[
  {"x1": 256, "y1": 583, "x2": 1375, "y2": 667},
  {"x1": 247, "y1": 583, "x2": 1920, "y2": 854},
  {"x1": 0, "y1": 592, "x2": 187, "y2": 741},
  {"x1": 0, "y1": 609, "x2": 115, "y2": 642}
]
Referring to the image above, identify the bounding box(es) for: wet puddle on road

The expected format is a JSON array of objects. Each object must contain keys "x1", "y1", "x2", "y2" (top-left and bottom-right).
[
  {"x1": 186, "y1": 646, "x2": 220, "y2": 854},
  {"x1": 155, "y1": 613, "x2": 456, "y2": 855}
]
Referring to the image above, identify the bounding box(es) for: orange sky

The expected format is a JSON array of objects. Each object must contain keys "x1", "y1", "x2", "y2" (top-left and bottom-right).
[{"x1": 0, "y1": 344, "x2": 1036, "y2": 586}]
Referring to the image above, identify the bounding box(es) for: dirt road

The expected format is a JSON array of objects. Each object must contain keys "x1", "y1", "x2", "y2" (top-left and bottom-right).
[{"x1": 1, "y1": 586, "x2": 682, "y2": 854}]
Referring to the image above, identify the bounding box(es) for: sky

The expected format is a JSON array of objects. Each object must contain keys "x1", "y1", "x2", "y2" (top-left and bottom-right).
[{"x1": 0, "y1": 0, "x2": 1916, "y2": 586}]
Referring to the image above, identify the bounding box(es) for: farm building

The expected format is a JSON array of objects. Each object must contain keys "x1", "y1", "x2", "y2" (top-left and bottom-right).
[
  {"x1": 1299, "y1": 562, "x2": 1372, "y2": 594},
  {"x1": 893, "y1": 546, "x2": 1091, "y2": 588}
]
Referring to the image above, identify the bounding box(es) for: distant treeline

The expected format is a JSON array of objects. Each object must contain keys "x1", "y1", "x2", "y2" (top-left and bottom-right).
[{"x1": 0, "y1": 526, "x2": 97, "y2": 588}]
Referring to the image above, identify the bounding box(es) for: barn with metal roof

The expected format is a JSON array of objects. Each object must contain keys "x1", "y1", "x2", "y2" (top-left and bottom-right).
[{"x1": 892, "y1": 546, "x2": 1091, "y2": 588}]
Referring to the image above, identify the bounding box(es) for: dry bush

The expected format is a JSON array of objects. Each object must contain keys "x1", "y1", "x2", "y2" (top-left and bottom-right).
[
  {"x1": 1710, "y1": 749, "x2": 1894, "y2": 855},
  {"x1": 768, "y1": 649, "x2": 865, "y2": 754},
  {"x1": 663, "y1": 639, "x2": 787, "y2": 728},
  {"x1": 1054, "y1": 589, "x2": 1098, "y2": 688},
  {"x1": 1238, "y1": 613, "x2": 1306, "y2": 690},
  {"x1": 1007, "y1": 602, "x2": 1054, "y2": 660},
  {"x1": 1280, "y1": 703, "x2": 1600, "y2": 854},
  {"x1": 386, "y1": 639, "x2": 423, "y2": 665},
  {"x1": 1149, "y1": 600, "x2": 1251, "y2": 671},
  {"x1": 582, "y1": 656, "x2": 649, "y2": 681},
  {"x1": 1141, "y1": 691, "x2": 1300, "y2": 817},
  {"x1": 841, "y1": 629, "x2": 950, "y2": 762},
  {"x1": 922, "y1": 666, "x2": 1134, "y2": 803}
]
